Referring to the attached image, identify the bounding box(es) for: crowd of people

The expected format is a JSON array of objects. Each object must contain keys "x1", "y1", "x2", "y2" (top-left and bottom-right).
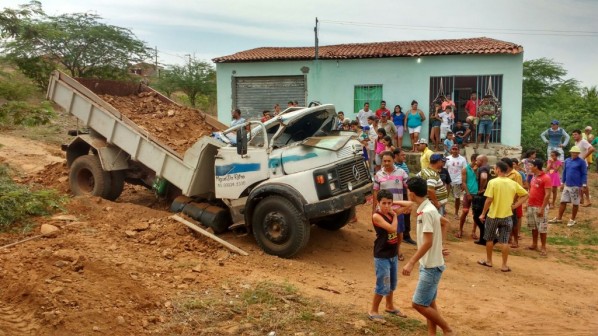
[{"x1": 365, "y1": 117, "x2": 594, "y2": 332}]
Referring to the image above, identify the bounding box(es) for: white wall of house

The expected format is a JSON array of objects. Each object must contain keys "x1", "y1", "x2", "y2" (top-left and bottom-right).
[{"x1": 216, "y1": 53, "x2": 523, "y2": 146}]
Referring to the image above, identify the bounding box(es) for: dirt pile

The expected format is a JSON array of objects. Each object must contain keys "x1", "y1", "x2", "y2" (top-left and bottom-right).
[
  {"x1": 24, "y1": 161, "x2": 69, "y2": 193},
  {"x1": 100, "y1": 92, "x2": 216, "y2": 155}
]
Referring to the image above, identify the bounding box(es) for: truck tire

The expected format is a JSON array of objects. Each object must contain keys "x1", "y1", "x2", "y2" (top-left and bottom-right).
[
  {"x1": 69, "y1": 155, "x2": 112, "y2": 198},
  {"x1": 252, "y1": 196, "x2": 310, "y2": 258},
  {"x1": 105, "y1": 170, "x2": 125, "y2": 201},
  {"x1": 314, "y1": 206, "x2": 356, "y2": 231}
]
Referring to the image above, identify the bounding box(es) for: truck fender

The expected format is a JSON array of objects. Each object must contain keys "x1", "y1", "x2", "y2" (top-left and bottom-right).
[
  {"x1": 63, "y1": 134, "x2": 129, "y2": 171},
  {"x1": 245, "y1": 183, "x2": 307, "y2": 229}
]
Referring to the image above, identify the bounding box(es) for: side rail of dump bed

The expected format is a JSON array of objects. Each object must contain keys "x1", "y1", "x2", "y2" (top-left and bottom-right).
[{"x1": 46, "y1": 70, "x2": 222, "y2": 196}]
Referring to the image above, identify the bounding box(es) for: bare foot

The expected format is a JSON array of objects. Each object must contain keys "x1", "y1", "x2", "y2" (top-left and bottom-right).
[
  {"x1": 540, "y1": 249, "x2": 547, "y2": 256},
  {"x1": 510, "y1": 243, "x2": 519, "y2": 248},
  {"x1": 454, "y1": 231, "x2": 463, "y2": 239},
  {"x1": 471, "y1": 232, "x2": 479, "y2": 240},
  {"x1": 527, "y1": 246, "x2": 539, "y2": 251}
]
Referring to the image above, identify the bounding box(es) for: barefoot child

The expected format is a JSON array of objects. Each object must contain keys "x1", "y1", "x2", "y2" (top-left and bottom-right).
[
  {"x1": 402, "y1": 177, "x2": 455, "y2": 335},
  {"x1": 368, "y1": 189, "x2": 411, "y2": 323}
]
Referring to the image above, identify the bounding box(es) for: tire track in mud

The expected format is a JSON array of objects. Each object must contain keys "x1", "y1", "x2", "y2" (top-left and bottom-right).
[{"x1": 0, "y1": 303, "x2": 39, "y2": 336}]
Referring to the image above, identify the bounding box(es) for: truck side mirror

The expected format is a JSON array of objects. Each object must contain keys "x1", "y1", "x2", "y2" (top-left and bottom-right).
[{"x1": 236, "y1": 127, "x2": 247, "y2": 155}]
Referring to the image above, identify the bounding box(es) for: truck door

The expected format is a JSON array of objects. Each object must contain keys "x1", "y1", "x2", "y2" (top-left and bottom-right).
[{"x1": 214, "y1": 146, "x2": 268, "y2": 199}]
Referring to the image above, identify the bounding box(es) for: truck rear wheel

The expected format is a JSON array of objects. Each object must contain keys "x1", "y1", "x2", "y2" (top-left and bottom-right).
[
  {"x1": 314, "y1": 206, "x2": 356, "y2": 231},
  {"x1": 69, "y1": 155, "x2": 112, "y2": 198},
  {"x1": 105, "y1": 170, "x2": 125, "y2": 201},
  {"x1": 252, "y1": 196, "x2": 310, "y2": 258}
]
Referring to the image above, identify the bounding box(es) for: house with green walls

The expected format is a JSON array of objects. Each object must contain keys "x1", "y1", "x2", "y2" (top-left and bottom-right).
[{"x1": 213, "y1": 37, "x2": 524, "y2": 147}]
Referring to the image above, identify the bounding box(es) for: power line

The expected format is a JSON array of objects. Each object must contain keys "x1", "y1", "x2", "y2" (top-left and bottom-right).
[{"x1": 319, "y1": 19, "x2": 598, "y2": 37}]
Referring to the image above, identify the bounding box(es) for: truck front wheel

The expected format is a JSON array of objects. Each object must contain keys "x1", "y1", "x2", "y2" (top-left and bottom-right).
[
  {"x1": 252, "y1": 196, "x2": 310, "y2": 258},
  {"x1": 69, "y1": 155, "x2": 112, "y2": 198},
  {"x1": 314, "y1": 206, "x2": 356, "y2": 231}
]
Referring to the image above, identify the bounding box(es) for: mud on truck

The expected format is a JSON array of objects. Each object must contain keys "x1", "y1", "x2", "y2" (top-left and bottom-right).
[{"x1": 47, "y1": 71, "x2": 372, "y2": 258}]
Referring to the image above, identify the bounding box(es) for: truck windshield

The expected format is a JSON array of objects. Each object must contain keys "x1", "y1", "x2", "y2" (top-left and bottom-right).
[{"x1": 248, "y1": 108, "x2": 334, "y2": 148}]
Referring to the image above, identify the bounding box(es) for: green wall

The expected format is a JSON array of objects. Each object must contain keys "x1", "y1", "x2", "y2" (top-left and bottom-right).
[{"x1": 216, "y1": 53, "x2": 523, "y2": 146}]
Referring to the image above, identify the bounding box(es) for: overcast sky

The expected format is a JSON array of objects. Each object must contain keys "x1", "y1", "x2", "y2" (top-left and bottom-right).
[{"x1": 4, "y1": 0, "x2": 598, "y2": 87}]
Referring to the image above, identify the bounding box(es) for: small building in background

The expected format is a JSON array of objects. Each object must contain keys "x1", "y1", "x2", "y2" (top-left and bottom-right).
[{"x1": 213, "y1": 37, "x2": 523, "y2": 147}]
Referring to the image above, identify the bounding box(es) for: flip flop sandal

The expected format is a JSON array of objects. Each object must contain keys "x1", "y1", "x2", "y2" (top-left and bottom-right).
[
  {"x1": 385, "y1": 309, "x2": 407, "y2": 318},
  {"x1": 368, "y1": 314, "x2": 386, "y2": 323},
  {"x1": 477, "y1": 260, "x2": 492, "y2": 267},
  {"x1": 501, "y1": 267, "x2": 512, "y2": 272}
]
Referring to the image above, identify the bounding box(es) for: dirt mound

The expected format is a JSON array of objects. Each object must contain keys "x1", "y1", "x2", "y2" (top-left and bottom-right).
[
  {"x1": 101, "y1": 93, "x2": 215, "y2": 155},
  {"x1": 24, "y1": 161, "x2": 69, "y2": 193}
]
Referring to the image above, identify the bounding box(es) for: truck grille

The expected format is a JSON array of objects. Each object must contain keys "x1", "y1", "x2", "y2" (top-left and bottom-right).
[{"x1": 336, "y1": 159, "x2": 370, "y2": 193}]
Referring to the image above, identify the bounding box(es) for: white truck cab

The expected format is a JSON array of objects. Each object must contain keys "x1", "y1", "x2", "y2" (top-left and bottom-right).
[{"x1": 213, "y1": 104, "x2": 371, "y2": 257}]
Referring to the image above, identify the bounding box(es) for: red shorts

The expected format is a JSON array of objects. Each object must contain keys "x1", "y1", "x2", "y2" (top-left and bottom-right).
[{"x1": 515, "y1": 205, "x2": 523, "y2": 218}]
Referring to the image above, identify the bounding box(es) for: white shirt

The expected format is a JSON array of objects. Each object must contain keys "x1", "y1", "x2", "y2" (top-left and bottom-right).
[
  {"x1": 575, "y1": 139, "x2": 592, "y2": 159},
  {"x1": 439, "y1": 111, "x2": 451, "y2": 128},
  {"x1": 357, "y1": 109, "x2": 374, "y2": 127},
  {"x1": 230, "y1": 117, "x2": 246, "y2": 127},
  {"x1": 368, "y1": 126, "x2": 378, "y2": 150},
  {"x1": 416, "y1": 199, "x2": 445, "y2": 268},
  {"x1": 445, "y1": 155, "x2": 467, "y2": 184}
]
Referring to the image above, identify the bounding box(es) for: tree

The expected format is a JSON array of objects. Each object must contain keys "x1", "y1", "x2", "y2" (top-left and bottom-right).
[
  {"x1": 157, "y1": 59, "x2": 215, "y2": 108},
  {"x1": 521, "y1": 58, "x2": 594, "y2": 159},
  {"x1": 1, "y1": 3, "x2": 151, "y2": 89}
]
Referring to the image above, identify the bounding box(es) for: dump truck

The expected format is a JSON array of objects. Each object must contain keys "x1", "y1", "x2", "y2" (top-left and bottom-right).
[{"x1": 47, "y1": 71, "x2": 372, "y2": 257}]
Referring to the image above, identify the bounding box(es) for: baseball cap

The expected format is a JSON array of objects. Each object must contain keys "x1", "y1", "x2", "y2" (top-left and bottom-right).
[
  {"x1": 415, "y1": 138, "x2": 428, "y2": 145},
  {"x1": 430, "y1": 154, "x2": 447, "y2": 163},
  {"x1": 381, "y1": 111, "x2": 389, "y2": 118},
  {"x1": 551, "y1": 119, "x2": 559, "y2": 125},
  {"x1": 585, "y1": 126, "x2": 592, "y2": 131},
  {"x1": 569, "y1": 146, "x2": 581, "y2": 153},
  {"x1": 363, "y1": 125, "x2": 370, "y2": 131}
]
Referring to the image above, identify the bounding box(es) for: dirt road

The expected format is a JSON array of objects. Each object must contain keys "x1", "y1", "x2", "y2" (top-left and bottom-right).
[{"x1": 1, "y1": 134, "x2": 597, "y2": 335}]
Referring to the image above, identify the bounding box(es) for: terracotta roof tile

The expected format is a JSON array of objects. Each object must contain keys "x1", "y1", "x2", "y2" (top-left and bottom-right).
[{"x1": 213, "y1": 37, "x2": 523, "y2": 63}]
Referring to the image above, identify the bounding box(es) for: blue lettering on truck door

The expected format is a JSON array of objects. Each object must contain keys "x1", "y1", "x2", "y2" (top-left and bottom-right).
[{"x1": 215, "y1": 163, "x2": 261, "y2": 176}]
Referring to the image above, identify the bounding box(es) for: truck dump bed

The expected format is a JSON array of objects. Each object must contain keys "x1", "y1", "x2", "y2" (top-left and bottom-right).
[{"x1": 47, "y1": 70, "x2": 226, "y2": 197}]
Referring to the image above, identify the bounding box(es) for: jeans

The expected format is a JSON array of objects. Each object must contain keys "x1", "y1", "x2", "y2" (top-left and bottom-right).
[{"x1": 412, "y1": 265, "x2": 446, "y2": 306}]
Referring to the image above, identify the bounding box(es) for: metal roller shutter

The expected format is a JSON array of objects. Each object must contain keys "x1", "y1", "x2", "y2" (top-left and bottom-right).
[{"x1": 234, "y1": 76, "x2": 306, "y2": 119}]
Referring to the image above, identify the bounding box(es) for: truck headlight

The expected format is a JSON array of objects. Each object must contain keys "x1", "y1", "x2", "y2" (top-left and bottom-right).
[{"x1": 330, "y1": 182, "x2": 337, "y2": 191}]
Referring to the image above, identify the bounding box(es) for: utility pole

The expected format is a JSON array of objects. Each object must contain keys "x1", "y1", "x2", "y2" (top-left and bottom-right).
[
  {"x1": 314, "y1": 17, "x2": 319, "y2": 61},
  {"x1": 154, "y1": 46, "x2": 159, "y2": 78}
]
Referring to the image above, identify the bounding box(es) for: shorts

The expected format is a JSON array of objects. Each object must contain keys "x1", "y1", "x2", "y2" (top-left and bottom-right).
[
  {"x1": 515, "y1": 205, "x2": 523, "y2": 218},
  {"x1": 374, "y1": 256, "x2": 398, "y2": 296},
  {"x1": 483, "y1": 216, "x2": 513, "y2": 244},
  {"x1": 455, "y1": 137, "x2": 464, "y2": 144},
  {"x1": 466, "y1": 116, "x2": 479, "y2": 125},
  {"x1": 527, "y1": 206, "x2": 548, "y2": 233},
  {"x1": 560, "y1": 186, "x2": 580, "y2": 205},
  {"x1": 478, "y1": 120, "x2": 493, "y2": 135},
  {"x1": 451, "y1": 183, "x2": 462, "y2": 199},
  {"x1": 362, "y1": 148, "x2": 369, "y2": 161},
  {"x1": 374, "y1": 154, "x2": 382, "y2": 166},
  {"x1": 438, "y1": 204, "x2": 446, "y2": 216},
  {"x1": 547, "y1": 146, "x2": 565, "y2": 162},
  {"x1": 412, "y1": 265, "x2": 445, "y2": 306},
  {"x1": 431, "y1": 120, "x2": 441, "y2": 128},
  {"x1": 408, "y1": 126, "x2": 422, "y2": 134},
  {"x1": 396, "y1": 125, "x2": 404, "y2": 138},
  {"x1": 440, "y1": 125, "x2": 451, "y2": 139}
]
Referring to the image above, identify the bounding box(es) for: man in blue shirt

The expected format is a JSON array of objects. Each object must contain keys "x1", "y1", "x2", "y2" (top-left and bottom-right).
[
  {"x1": 540, "y1": 120, "x2": 570, "y2": 161},
  {"x1": 549, "y1": 146, "x2": 587, "y2": 227}
]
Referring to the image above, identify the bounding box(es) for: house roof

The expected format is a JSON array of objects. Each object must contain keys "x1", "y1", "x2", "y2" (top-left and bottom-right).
[{"x1": 212, "y1": 37, "x2": 523, "y2": 63}]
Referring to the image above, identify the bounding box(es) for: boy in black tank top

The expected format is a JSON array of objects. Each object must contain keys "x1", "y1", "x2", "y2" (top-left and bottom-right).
[{"x1": 368, "y1": 189, "x2": 413, "y2": 322}]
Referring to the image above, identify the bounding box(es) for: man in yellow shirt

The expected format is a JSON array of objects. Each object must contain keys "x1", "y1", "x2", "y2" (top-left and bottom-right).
[
  {"x1": 417, "y1": 138, "x2": 434, "y2": 170},
  {"x1": 478, "y1": 161, "x2": 528, "y2": 272}
]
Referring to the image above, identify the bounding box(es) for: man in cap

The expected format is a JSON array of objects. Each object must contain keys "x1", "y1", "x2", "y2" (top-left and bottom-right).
[
  {"x1": 582, "y1": 126, "x2": 594, "y2": 142},
  {"x1": 417, "y1": 138, "x2": 433, "y2": 170},
  {"x1": 376, "y1": 100, "x2": 391, "y2": 119},
  {"x1": 379, "y1": 111, "x2": 398, "y2": 145},
  {"x1": 549, "y1": 146, "x2": 588, "y2": 226},
  {"x1": 417, "y1": 154, "x2": 449, "y2": 216},
  {"x1": 540, "y1": 120, "x2": 570, "y2": 161}
]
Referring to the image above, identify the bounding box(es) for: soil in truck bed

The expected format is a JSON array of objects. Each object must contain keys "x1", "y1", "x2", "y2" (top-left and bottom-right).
[{"x1": 100, "y1": 92, "x2": 217, "y2": 155}]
